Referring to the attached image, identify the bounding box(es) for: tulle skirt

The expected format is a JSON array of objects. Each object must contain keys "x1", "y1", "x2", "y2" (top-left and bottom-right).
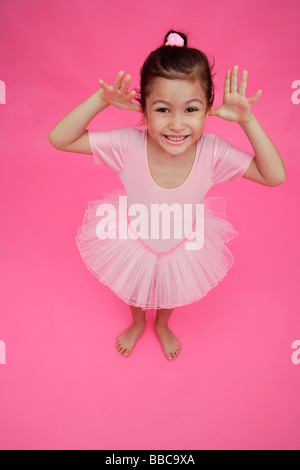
[{"x1": 76, "y1": 188, "x2": 239, "y2": 310}]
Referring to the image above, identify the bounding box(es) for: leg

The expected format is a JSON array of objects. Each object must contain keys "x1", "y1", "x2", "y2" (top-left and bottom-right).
[
  {"x1": 155, "y1": 308, "x2": 181, "y2": 360},
  {"x1": 116, "y1": 305, "x2": 146, "y2": 357}
]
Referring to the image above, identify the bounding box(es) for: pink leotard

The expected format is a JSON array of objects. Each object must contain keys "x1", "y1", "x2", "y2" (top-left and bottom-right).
[{"x1": 76, "y1": 127, "x2": 254, "y2": 310}]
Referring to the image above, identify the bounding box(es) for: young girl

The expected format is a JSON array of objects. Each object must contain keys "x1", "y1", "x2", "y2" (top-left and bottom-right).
[{"x1": 49, "y1": 30, "x2": 286, "y2": 361}]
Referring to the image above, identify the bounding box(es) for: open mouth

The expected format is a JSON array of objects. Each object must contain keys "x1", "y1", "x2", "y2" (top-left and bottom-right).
[{"x1": 164, "y1": 135, "x2": 189, "y2": 145}]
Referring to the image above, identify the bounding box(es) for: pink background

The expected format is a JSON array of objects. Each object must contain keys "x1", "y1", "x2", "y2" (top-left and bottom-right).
[{"x1": 1, "y1": 0, "x2": 300, "y2": 450}]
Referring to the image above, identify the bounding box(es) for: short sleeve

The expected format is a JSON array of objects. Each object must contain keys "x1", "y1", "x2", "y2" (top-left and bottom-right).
[
  {"x1": 211, "y1": 135, "x2": 254, "y2": 184},
  {"x1": 88, "y1": 127, "x2": 130, "y2": 174}
]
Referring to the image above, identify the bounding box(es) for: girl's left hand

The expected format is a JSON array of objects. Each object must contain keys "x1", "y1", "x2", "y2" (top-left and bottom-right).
[{"x1": 208, "y1": 65, "x2": 262, "y2": 123}]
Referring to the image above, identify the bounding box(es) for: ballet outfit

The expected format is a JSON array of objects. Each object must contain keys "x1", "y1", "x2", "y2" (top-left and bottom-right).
[{"x1": 76, "y1": 127, "x2": 254, "y2": 310}]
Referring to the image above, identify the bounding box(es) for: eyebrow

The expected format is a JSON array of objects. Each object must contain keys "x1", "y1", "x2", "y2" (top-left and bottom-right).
[{"x1": 151, "y1": 98, "x2": 204, "y2": 107}]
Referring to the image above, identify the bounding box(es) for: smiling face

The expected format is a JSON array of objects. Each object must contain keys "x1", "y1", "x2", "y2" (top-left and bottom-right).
[{"x1": 144, "y1": 77, "x2": 208, "y2": 159}]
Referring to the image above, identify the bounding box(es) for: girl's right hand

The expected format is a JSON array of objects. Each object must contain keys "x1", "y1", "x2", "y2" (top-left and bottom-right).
[{"x1": 99, "y1": 71, "x2": 143, "y2": 113}]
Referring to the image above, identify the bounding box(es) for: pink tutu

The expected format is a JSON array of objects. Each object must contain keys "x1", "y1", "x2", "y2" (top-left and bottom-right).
[{"x1": 76, "y1": 188, "x2": 239, "y2": 310}]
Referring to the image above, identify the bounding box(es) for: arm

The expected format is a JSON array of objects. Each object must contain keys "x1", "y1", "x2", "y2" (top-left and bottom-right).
[
  {"x1": 48, "y1": 89, "x2": 109, "y2": 154},
  {"x1": 239, "y1": 114, "x2": 286, "y2": 186},
  {"x1": 208, "y1": 66, "x2": 286, "y2": 187},
  {"x1": 48, "y1": 71, "x2": 143, "y2": 154}
]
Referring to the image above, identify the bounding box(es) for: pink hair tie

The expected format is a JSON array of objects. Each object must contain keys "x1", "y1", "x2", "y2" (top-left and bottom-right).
[{"x1": 165, "y1": 32, "x2": 185, "y2": 47}]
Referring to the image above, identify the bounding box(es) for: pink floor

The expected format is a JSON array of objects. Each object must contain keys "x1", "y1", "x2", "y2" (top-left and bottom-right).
[{"x1": 0, "y1": 0, "x2": 299, "y2": 450}]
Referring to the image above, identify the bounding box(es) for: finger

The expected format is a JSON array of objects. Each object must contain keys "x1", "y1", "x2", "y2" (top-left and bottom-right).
[
  {"x1": 129, "y1": 101, "x2": 144, "y2": 113},
  {"x1": 127, "y1": 90, "x2": 137, "y2": 100},
  {"x1": 120, "y1": 74, "x2": 132, "y2": 94},
  {"x1": 248, "y1": 89, "x2": 263, "y2": 106},
  {"x1": 133, "y1": 104, "x2": 144, "y2": 113},
  {"x1": 239, "y1": 70, "x2": 248, "y2": 96},
  {"x1": 224, "y1": 69, "x2": 231, "y2": 95},
  {"x1": 113, "y1": 70, "x2": 125, "y2": 88},
  {"x1": 207, "y1": 107, "x2": 218, "y2": 117},
  {"x1": 231, "y1": 65, "x2": 239, "y2": 93},
  {"x1": 99, "y1": 79, "x2": 112, "y2": 91}
]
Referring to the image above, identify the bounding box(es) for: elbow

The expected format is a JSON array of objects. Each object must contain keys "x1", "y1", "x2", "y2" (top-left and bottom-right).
[
  {"x1": 277, "y1": 160, "x2": 287, "y2": 185},
  {"x1": 48, "y1": 131, "x2": 57, "y2": 148},
  {"x1": 268, "y1": 169, "x2": 287, "y2": 187},
  {"x1": 277, "y1": 166, "x2": 287, "y2": 186},
  {"x1": 48, "y1": 131, "x2": 62, "y2": 150}
]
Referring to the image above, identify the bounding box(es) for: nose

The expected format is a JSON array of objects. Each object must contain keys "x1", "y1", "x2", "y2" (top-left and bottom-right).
[{"x1": 169, "y1": 112, "x2": 186, "y2": 132}]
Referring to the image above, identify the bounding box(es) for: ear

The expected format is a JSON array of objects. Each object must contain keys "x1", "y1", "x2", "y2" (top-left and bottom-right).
[{"x1": 143, "y1": 110, "x2": 148, "y2": 125}]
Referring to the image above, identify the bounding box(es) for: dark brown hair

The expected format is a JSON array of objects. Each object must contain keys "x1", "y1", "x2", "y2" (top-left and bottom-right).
[{"x1": 137, "y1": 30, "x2": 215, "y2": 112}]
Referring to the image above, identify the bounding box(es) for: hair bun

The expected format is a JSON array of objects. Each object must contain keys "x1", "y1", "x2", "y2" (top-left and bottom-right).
[{"x1": 164, "y1": 30, "x2": 187, "y2": 47}]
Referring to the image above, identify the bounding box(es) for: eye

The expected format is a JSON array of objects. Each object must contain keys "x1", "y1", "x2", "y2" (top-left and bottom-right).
[
  {"x1": 185, "y1": 107, "x2": 198, "y2": 113},
  {"x1": 156, "y1": 108, "x2": 170, "y2": 113}
]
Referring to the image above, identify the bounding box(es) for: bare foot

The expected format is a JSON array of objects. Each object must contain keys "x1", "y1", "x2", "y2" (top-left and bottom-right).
[
  {"x1": 116, "y1": 320, "x2": 146, "y2": 357},
  {"x1": 155, "y1": 321, "x2": 181, "y2": 360}
]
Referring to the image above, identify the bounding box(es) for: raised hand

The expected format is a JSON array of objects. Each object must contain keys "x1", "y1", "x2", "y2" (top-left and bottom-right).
[
  {"x1": 208, "y1": 65, "x2": 262, "y2": 123},
  {"x1": 99, "y1": 71, "x2": 143, "y2": 113}
]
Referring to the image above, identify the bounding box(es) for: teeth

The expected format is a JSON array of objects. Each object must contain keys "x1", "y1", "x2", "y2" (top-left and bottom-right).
[{"x1": 166, "y1": 136, "x2": 187, "y2": 141}]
